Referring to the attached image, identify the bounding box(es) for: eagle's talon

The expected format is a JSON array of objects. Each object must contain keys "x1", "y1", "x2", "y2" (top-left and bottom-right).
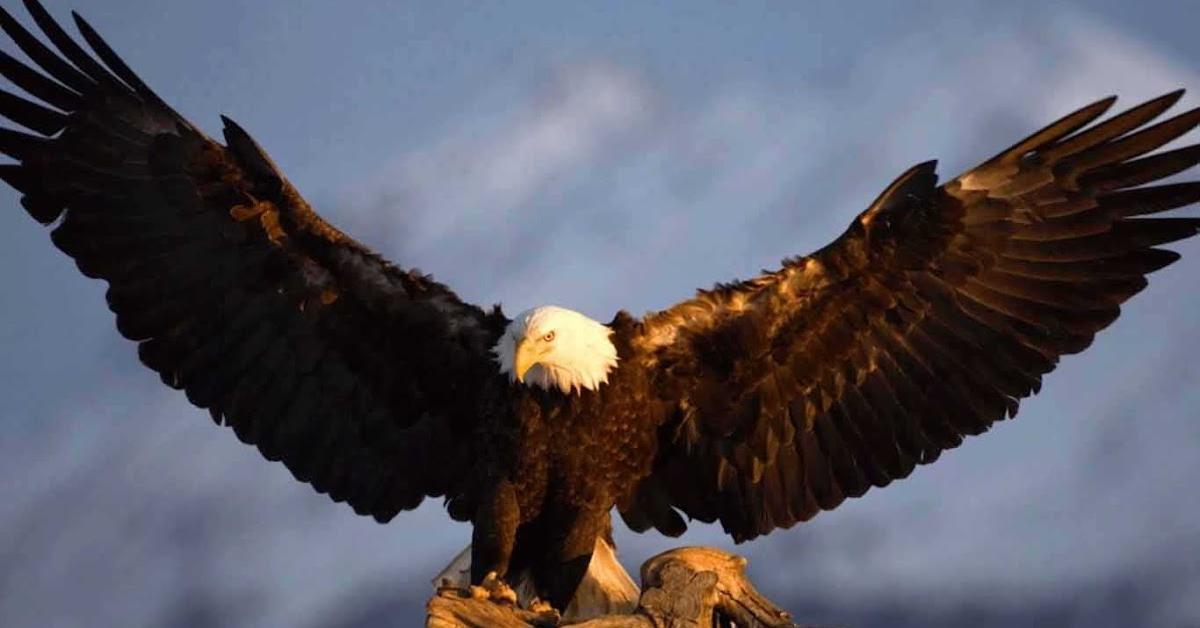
[
  {"x1": 469, "y1": 571, "x2": 518, "y2": 606},
  {"x1": 527, "y1": 598, "x2": 561, "y2": 626}
]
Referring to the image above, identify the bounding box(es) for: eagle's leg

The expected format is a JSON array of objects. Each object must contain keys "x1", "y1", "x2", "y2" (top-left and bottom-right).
[
  {"x1": 469, "y1": 481, "x2": 520, "y2": 604},
  {"x1": 534, "y1": 506, "x2": 608, "y2": 612}
]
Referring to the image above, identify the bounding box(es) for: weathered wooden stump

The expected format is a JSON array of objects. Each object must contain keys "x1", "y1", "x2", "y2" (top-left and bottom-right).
[{"x1": 427, "y1": 546, "x2": 802, "y2": 627}]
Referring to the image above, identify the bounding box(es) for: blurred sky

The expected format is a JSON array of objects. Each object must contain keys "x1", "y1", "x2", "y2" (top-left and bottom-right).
[{"x1": 1, "y1": 1, "x2": 1199, "y2": 627}]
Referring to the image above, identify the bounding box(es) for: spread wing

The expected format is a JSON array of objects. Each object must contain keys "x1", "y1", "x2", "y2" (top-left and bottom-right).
[
  {"x1": 622, "y1": 91, "x2": 1200, "y2": 541},
  {"x1": 0, "y1": 1, "x2": 507, "y2": 521}
]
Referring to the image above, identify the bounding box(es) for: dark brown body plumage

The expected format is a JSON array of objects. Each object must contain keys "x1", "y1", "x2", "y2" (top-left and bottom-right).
[
  {"x1": 5, "y1": 0, "x2": 1200, "y2": 613},
  {"x1": 467, "y1": 317, "x2": 669, "y2": 607}
]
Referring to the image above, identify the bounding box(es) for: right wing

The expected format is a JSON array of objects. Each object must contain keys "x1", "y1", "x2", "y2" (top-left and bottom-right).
[{"x1": 0, "y1": 0, "x2": 507, "y2": 521}]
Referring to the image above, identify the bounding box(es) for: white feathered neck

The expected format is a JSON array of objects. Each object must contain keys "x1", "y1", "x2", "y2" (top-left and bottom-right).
[{"x1": 494, "y1": 306, "x2": 619, "y2": 394}]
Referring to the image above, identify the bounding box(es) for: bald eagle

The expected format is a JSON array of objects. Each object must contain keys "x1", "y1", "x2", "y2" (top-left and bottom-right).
[{"x1": 4, "y1": 0, "x2": 1200, "y2": 613}]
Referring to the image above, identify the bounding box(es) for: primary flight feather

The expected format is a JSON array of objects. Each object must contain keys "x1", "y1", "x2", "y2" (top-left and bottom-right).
[{"x1": 3, "y1": 0, "x2": 1200, "y2": 612}]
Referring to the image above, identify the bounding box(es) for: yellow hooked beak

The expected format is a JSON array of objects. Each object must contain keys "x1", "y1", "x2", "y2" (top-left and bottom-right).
[{"x1": 513, "y1": 338, "x2": 538, "y2": 383}]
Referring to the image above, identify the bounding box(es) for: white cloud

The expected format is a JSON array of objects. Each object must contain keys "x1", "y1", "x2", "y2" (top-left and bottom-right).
[{"x1": 359, "y1": 62, "x2": 654, "y2": 281}]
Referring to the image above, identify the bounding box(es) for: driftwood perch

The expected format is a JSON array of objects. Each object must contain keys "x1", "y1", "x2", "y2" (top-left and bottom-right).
[{"x1": 427, "y1": 546, "x2": 801, "y2": 627}]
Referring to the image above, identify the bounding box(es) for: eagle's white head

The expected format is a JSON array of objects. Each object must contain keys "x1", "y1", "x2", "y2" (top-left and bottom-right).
[{"x1": 494, "y1": 306, "x2": 619, "y2": 394}]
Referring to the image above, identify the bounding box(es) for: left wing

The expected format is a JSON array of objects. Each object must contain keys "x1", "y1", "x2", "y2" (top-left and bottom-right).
[
  {"x1": 620, "y1": 92, "x2": 1200, "y2": 541},
  {"x1": 0, "y1": 1, "x2": 508, "y2": 522}
]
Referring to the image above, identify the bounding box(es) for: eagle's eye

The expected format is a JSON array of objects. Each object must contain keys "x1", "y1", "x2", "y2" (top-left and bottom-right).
[{"x1": 542, "y1": 331, "x2": 556, "y2": 342}]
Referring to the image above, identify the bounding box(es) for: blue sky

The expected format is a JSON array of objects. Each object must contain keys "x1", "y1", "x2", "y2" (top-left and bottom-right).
[{"x1": 1, "y1": 2, "x2": 1199, "y2": 627}]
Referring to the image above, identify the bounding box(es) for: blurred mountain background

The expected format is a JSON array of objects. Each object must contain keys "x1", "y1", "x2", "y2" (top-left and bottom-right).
[{"x1": 1, "y1": 1, "x2": 1198, "y2": 627}]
